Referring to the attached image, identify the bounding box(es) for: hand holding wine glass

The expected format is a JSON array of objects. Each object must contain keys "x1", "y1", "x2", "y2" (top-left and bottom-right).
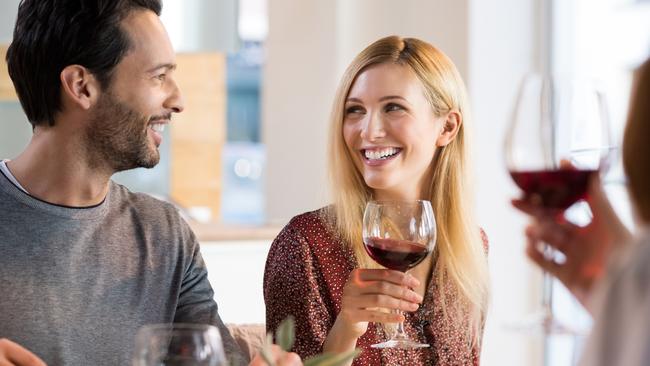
[
  {"x1": 505, "y1": 73, "x2": 614, "y2": 334},
  {"x1": 334, "y1": 268, "x2": 422, "y2": 337},
  {"x1": 512, "y1": 169, "x2": 631, "y2": 312},
  {"x1": 360, "y1": 200, "x2": 436, "y2": 349}
]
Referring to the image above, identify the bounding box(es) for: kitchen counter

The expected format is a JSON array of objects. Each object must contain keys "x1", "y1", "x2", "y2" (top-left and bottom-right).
[{"x1": 187, "y1": 221, "x2": 283, "y2": 242}]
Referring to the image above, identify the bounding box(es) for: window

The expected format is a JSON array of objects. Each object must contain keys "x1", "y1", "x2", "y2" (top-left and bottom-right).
[
  {"x1": 548, "y1": 1, "x2": 650, "y2": 364},
  {"x1": 221, "y1": 0, "x2": 268, "y2": 224}
]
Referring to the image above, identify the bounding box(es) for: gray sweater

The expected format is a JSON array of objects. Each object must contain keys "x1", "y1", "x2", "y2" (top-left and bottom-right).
[{"x1": 0, "y1": 171, "x2": 246, "y2": 365}]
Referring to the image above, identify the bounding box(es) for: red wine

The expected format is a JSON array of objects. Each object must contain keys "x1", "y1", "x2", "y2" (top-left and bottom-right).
[
  {"x1": 363, "y1": 237, "x2": 430, "y2": 272},
  {"x1": 510, "y1": 169, "x2": 596, "y2": 209}
]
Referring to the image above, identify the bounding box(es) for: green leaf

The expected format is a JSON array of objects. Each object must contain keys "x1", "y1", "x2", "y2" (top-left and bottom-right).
[
  {"x1": 268, "y1": 317, "x2": 359, "y2": 366},
  {"x1": 275, "y1": 316, "x2": 295, "y2": 352},
  {"x1": 259, "y1": 333, "x2": 277, "y2": 366},
  {"x1": 303, "y1": 350, "x2": 360, "y2": 366}
]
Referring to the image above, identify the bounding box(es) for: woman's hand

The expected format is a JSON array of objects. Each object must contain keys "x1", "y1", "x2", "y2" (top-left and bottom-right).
[
  {"x1": 249, "y1": 345, "x2": 301, "y2": 366},
  {"x1": 323, "y1": 268, "x2": 422, "y2": 354},
  {"x1": 513, "y1": 177, "x2": 631, "y2": 312},
  {"x1": 0, "y1": 338, "x2": 46, "y2": 366}
]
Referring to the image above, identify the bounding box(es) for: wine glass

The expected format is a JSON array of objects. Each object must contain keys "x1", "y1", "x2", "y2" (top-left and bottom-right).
[
  {"x1": 504, "y1": 73, "x2": 613, "y2": 335},
  {"x1": 132, "y1": 323, "x2": 227, "y2": 366},
  {"x1": 362, "y1": 200, "x2": 436, "y2": 349}
]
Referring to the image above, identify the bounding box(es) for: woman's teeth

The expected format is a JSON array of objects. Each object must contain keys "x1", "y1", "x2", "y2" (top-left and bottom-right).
[{"x1": 364, "y1": 147, "x2": 399, "y2": 160}]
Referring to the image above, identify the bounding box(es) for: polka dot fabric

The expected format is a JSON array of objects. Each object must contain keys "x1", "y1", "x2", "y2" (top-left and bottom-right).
[{"x1": 264, "y1": 208, "x2": 486, "y2": 365}]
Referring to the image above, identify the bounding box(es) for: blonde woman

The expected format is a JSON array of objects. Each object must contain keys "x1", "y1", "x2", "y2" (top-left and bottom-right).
[{"x1": 264, "y1": 36, "x2": 490, "y2": 365}]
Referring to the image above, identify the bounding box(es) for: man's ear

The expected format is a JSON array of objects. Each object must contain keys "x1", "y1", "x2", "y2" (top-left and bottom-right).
[
  {"x1": 436, "y1": 111, "x2": 462, "y2": 147},
  {"x1": 60, "y1": 65, "x2": 100, "y2": 110}
]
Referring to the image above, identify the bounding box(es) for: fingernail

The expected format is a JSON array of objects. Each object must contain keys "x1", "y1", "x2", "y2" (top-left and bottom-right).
[
  {"x1": 409, "y1": 292, "x2": 423, "y2": 303},
  {"x1": 409, "y1": 275, "x2": 420, "y2": 287}
]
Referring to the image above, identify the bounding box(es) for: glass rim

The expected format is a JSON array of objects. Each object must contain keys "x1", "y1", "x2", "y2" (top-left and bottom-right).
[
  {"x1": 366, "y1": 199, "x2": 432, "y2": 205},
  {"x1": 137, "y1": 323, "x2": 221, "y2": 335}
]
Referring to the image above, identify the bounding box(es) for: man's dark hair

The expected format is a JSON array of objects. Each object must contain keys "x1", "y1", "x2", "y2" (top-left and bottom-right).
[{"x1": 6, "y1": 0, "x2": 162, "y2": 127}]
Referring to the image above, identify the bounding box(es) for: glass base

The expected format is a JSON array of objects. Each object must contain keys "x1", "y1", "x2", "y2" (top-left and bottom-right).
[
  {"x1": 371, "y1": 339, "x2": 430, "y2": 349},
  {"x1": 504, "y1": 310, "x2": 587, "y2": 336}
]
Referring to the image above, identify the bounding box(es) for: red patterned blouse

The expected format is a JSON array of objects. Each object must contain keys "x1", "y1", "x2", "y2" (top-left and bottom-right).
[{"x1": 264, "y1": 208, "x2": 486, "y2": 366}]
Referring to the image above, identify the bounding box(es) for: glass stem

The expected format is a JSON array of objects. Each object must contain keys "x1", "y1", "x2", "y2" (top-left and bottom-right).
[
  {"x1": 393, "y1": 309, "x2": 408, "y2": 340},
  {"x1": 541, "y1": 243, "x2": 555, "y2": 315},
  {"x1": 542, "y1": 271, "x2": 554, "y2": 313}
]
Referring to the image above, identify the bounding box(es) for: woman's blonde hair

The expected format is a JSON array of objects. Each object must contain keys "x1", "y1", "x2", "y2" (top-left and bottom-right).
[
  {"x1": 327, "y1": 35, "x2": 489, "y2": 346},
  {"x1": 623, "y1": 58, "x2": 650, "y2": 223}
]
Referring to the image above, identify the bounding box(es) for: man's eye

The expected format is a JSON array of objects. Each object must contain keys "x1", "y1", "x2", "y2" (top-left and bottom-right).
[{"x1": 156, "y1": 74, "x2": 166, "y2": 81}]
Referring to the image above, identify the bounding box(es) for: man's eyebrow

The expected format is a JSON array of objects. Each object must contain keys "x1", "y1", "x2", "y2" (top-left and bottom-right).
[{"x1": 146, "y1": 63, "x2": 177, "y2": 73}]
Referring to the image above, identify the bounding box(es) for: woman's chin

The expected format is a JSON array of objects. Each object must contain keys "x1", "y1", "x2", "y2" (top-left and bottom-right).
[{"x1": 364, "y1": 180, "x2": 398, "y2": 195}]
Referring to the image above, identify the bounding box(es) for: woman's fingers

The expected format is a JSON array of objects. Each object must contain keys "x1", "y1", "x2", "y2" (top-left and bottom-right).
[
  {"x1": 347, "y1": 309, "x2": 405, "y2": 324},
  {"x1": 353, "y1": 268, "x2": 420, "y2": 288},
  {"x1": 512, "y1": 198, "x2": 545, "y2": 217},
  {"x1": 351, "y1": 292, "x2": 421, "y2": 312},
  {"x1": 279, "y1": 351, "x2": 302, "y2": 366},
  {"x1": 358, "y1": 279, "x2": 422, "y2": 301},
  {"x1": 342, "y1": 269, "x2": 422, "y2": 314},
  {"x1": 525, "y1": 236, "x2": 564, "y2": 278},
  {"x1": 524, "y1": 220, "x2": 574, "y2": 255},
  {"x1": 346, "y1": 270, "x2": 421, "y2": 303}
]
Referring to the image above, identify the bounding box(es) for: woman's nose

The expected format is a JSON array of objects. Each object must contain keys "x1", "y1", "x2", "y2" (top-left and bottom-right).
[{"x1": 359, "y1": 112, "x2": 386, "y2": 141}]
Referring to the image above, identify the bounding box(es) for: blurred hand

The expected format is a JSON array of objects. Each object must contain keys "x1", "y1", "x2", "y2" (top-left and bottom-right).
[
  {"x1": 0, "y1": 338, "x2": 46, "y2": 366},
  {"x1": 513, "y1": 176, "x2": 631, "y2": 311},
  {"x1": 249, "y1": 345, "x2": 301, "y2": 366}
]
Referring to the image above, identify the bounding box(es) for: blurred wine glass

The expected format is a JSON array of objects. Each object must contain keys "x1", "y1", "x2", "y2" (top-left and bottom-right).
[
  {"x1": 133, "y1": 323, "x2": 227, "y2": 366},
  {"x1": 504, "y1": 73, "x2": 613, "y2": 335}
]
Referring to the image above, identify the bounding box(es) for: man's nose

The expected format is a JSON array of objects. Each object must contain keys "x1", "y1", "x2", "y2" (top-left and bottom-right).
[{"x1": 165, "y1": 79, "x2": 185, "y2": 113}]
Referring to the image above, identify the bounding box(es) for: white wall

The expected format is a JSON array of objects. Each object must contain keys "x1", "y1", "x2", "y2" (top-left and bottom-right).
[
  {"x1": 336, "y1": 0, "x2": 469, "y2": 78},
  {"x1": 469, "y1": 1, "x2": 544, "y2": 365},
  {"x1": 262, "y1": 0, "x2": 339, "y2": 222},
  {"x1": 202, "y1": 241, "x2": 271, "y2": 325},
  {"x1": 0, "y1": 0, "x2": 19, "y2": 44},
  {"x1": 160, "y1": 0, "x2": 239, "y2": 53},
  {"x1": 263, "y1": 0, "x2": 472, "y2": 223},
  {"x1": 263, "y1": 1, "x2": 542, "y2": 365}
]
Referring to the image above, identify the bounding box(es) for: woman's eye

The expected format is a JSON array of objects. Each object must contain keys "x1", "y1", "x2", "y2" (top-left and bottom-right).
[
  {"x1": 155, "y1": 74, "x2": 166, "y2": 81},
  {"x1": 385, "y1": 103, "x2": 404, "y2": 112},
  {"x1": 345, "y1": 105, "x2": 365, "y2": 115}
]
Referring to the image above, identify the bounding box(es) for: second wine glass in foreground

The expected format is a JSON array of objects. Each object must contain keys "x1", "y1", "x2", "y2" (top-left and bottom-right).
[
  {"x1": 362, "y1": 200, "x2": 436, "y2": 349},
  {"x1": 133, "y1": 323, "x2": 227, "y2": 366},
  {"x1": 505, "y1": 74, "x2": 613, "y2": 335}
]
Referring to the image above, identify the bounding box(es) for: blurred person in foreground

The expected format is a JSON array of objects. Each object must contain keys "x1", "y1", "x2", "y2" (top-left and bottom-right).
[
  {"x1": 513, "y1": 58, "x2": 650, "y2": 366},
  {"x1": 0, "y1": 1, "x2": 299, "y2": 365}
]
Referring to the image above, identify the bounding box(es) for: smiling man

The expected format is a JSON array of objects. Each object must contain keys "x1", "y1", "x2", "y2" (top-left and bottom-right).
[{"x1": 0, "y1": 1, "x2": 298, "y2": 366}]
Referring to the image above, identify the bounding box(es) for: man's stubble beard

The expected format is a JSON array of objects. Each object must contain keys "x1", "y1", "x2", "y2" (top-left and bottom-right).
[{"x1": 85, "y1": 92, "x2": 160, "y2": 173}]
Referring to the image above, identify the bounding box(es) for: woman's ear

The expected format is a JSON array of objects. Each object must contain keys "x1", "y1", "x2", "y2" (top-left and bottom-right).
[
  {"x1": 436, "y1": 111, "x2": 462, "y2": 147},
  {"x1": 59, "y1": 65, "x2": 100, "y2": 111}
]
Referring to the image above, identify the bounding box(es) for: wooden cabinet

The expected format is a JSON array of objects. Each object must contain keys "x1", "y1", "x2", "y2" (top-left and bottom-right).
[
  {"x1": 171, "y1": 52, "x2": 225, "y2": 220},
  {"x1": 0, "y1": 45, "x2": 18, "y2": 101}
]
